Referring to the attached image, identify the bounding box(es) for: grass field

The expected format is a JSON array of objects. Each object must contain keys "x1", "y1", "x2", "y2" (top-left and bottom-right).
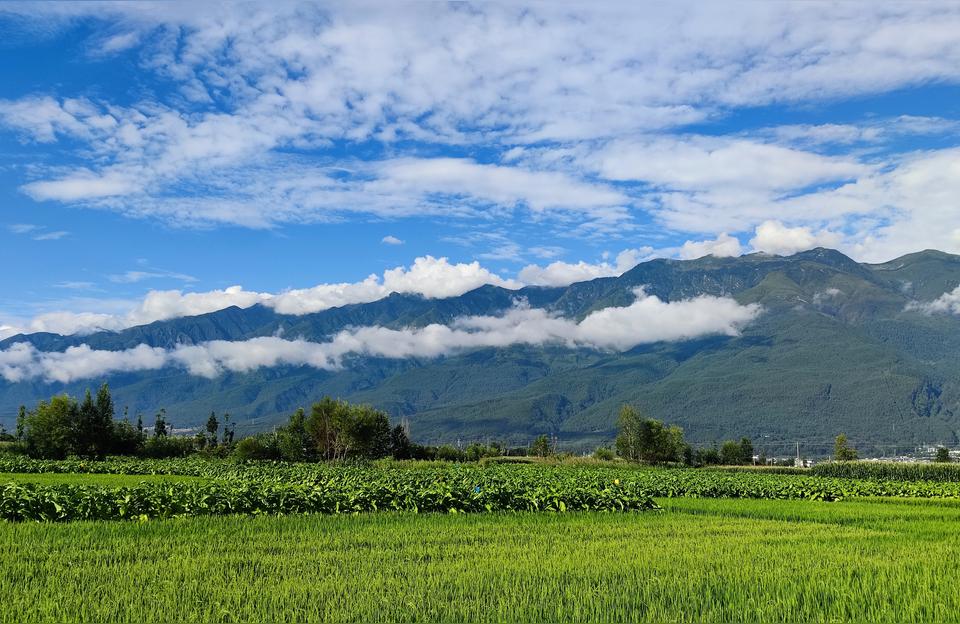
[{"x1": 1, "y1": 497, "x2": 958, "y2": 622}]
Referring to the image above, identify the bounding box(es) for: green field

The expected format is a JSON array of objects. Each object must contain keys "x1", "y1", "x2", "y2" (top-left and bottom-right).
[
  {"x1": 0, "y1": 472, "x2": 203, "y2": 486},
  {"x1": 3, "y1": 458, "x2": 960, "y2": 621},
  {"x1": 0, "y1": 497, "x2": 957, "y2": 622},
  {"x1": 5, "y1": 458, "x2": 960, "y2": 522}
]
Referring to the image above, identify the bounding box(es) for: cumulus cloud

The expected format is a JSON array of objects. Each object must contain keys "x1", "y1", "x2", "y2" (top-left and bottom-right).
[
  {"x1": 678, "y1": 233, "x2": 743, "y2": 260},
  {"x1": 518, "y1": 248, "x2": 654, "y2": 287},
  {"x1": 0, "y1": 289, "x2": 762, "y2": 382},
  {"x1": 381, "y1": 235, "x2": 403, "y2": 245},
  {"x1": 749, "y1": 221, "x2": 843, "y2": 256},
  {"x1": 0, "y1": 256, "x2": 521, "y2": 338},
  {"x1": 268, "y1": 255, "x2": 520, "y2": 314}
]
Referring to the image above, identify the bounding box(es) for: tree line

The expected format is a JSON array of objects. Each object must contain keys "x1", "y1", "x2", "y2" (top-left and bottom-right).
[
  {"x1": 7, "y1": 384, "x2": 242, "y2": 459},
  {"x1": 4, "y1": 385, "x2": 526, "y2": 462},
  {"x1": 611, "y1": 405, "x2": 757, "y2": 466},
  {"x1": 5, "y1": 386, "x2": 950, "y2": 464}
]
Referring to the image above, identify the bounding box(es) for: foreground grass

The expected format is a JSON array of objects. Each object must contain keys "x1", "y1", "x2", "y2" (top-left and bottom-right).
[{"x1": 1, "y1": 498, "x2": 958, "y2": 622}]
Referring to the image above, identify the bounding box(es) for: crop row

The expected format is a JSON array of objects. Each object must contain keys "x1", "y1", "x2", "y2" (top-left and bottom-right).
[
  {"x1": 0, "y1": 468, "x2": 658, "y2": 521},
  {"x1": 3, "y1": 458, "x2": 960, "y2": 521},
  {"x1": 811, "y1": 460, "x2": 960, "y2": 482}
]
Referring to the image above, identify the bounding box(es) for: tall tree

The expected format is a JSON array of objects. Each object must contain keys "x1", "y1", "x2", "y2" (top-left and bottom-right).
[
  {"x1": 616, "y1": 405, "x2": 685, "y2": 463},
  {"x1": 154, "y1": 409, "x2": 168, "y2": 438},
  {"x1": 23, "y1": 396, "x2": 78, "y2": 459},
  {"x1": 90, "y1": 383, "x2": 116, "y2": 458},
  {"x1": 834, "y1": 433, "x2": 858, "y2": 461},
  {"x1": 73, "y1": 389, "x2": 98, "y2": 457},
  {"x1": 615, "y1": 405, "x2": 642, "y2": 461},
  {"x1": 277, "y1": 408, "x2": 309, "y2": 461},
  {"x1": 530, "y1": 434, "x2": 552, "y2": 457},
  {"x1": 15, "y1": 405, "x2": 26, "y2": 441},
  {"x1": 306, "y1": 397, "x2": 350, "y2": 460},
  {"x1": 206, "y1": 412, "x2": 219, "y2": 447},
  {"x1": 222, "y1": 412, "x2": 235, "y2": 446},
  {"x1": 739, "y1": 437, "x2": 754, "y2": 465},
  {"x1": 389, "y1": 424, "x2": 412, "y2": 459}
]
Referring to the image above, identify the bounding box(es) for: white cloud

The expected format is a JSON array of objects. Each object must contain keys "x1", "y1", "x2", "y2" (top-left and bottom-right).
[
  {"x1": 0, "y1": 289, "x2": 762, "y2": 383},
  {"x1": 5, "y1": 3, "x2": 959, "y2": 236},
  {"x1": 381, "y1": 235, "x2": 403, "y2": 245},
  {"x1": 748, "y1": 221, "x2": 842, "y2": 256},
  {"x1": 7, "y1": 223, "x2": 69, "y2": 241},
  {"x1": 589, "y1": 136, "x2": 870, "y2": 235},
  {"x1": 789, "y1": 148, "x2": 960, "y2": 262},
  {"x1": 7, "y1": 224, "x2": 39, "y2": 234},
  {"x1": 678, "y1": 233, "x2": 743, "y2": 260},
  {"x1": 0, "y1": 256, "x2": 521, "y2": 337},
  {"x1": 7, "y1": 312, "x2": 126, "y2": 338},
  {"x1": 98, "y1": 31, "x2": 140, "y2": 54},
  {"x1": 372, "y1": 158, "x2": 626, "y2": 215},
  {"x1": 519, "y1": 248, "x2": 653, "y2": 287},
  {"x1": 519, "y1": 261, "x2": 618, "y2": 288},
  {"x1": 520, "y1": 235, "x2": 743, "y2": 287},
  {"x1": 32, "y1": 230, "x2": 70, "y2": 241},
  {"x1": 907, "y1": 286, "x2": 960, "y2": 315},
  {"x1": 23, "y1": 170, "x2": 140, "y2": 202},
  {"x1": 108, "y1": 270, "x2": 197, "y2": 284},
  {"x1": 2, "y1": 3, "x2": 960, "y2": 284},
  {"x1": 55, "y1": 281, "x2": 96, "y2": 291},
  {"x1": 0, "y1": 96, "x2": 93, "y2": 143},
  {"x1": 596, "y1": 137, "x2": 867, "y2": 192},
  {"x1": 269, "y1": 255, "x2": 520, "y2": 314}
]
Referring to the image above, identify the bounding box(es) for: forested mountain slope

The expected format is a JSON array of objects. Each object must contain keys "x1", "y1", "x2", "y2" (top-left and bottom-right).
[{"x1": 3, "y1": 248, "x2": 960, "y2": 452}]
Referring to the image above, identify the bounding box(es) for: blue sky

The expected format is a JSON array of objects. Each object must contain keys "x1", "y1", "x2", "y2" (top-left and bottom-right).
[{"x1": 3, "y1": 3, "x2": 960, "y2": 340}]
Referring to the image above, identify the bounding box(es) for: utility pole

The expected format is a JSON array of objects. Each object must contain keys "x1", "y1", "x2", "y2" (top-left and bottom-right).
[{"x1": 796, "y1": 441, "x2": 800, "y2": 467}]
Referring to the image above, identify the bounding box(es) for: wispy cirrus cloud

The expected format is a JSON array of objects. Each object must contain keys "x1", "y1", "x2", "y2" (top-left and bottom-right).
[{"x1": 6, "y1": 223, "x2": 70, "y2": 241}]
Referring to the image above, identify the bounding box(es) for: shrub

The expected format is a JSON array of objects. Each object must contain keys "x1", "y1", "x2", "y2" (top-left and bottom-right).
[{"x1": 593, "y1": 447, "x2": 615, "y2": 461}]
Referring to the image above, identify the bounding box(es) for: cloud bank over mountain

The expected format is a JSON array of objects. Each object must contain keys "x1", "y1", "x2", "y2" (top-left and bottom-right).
[
  {"x1": 0, "y1": 289, "x2": 762, "y2": 383},
  {"x1": 0, "y1": 256, "x2": 519, "y2": 339}
]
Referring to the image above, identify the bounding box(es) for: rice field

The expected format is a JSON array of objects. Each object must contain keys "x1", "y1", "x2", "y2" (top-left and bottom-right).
[{"x1": 1, "y1": 497, "x2": 958, "y2": 622}]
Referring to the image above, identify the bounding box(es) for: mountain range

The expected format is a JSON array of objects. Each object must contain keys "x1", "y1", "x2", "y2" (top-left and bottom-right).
[{"x1": 3, "y1": 248, "x2": 960, "y2": 455}]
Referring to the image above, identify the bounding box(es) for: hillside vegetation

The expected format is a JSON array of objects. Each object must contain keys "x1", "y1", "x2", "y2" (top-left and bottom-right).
[{"x1": 2, "y1": 249, "x2": 960, "y2": 449}]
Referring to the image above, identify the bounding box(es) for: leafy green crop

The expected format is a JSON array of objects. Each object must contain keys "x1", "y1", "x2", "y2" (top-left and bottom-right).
[{"x1": 2, "y1": 458, "x2": 959, "y2": 522}]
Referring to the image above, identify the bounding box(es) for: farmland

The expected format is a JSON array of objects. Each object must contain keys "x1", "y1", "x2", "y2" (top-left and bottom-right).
[
  {"x1": 4, "y1": 458, "x2": 960, "y2": 521},
  {"x1": 2, "y1": 458, "x2": 960, "y2": 621},
  {"x1": 1, "y1": 497, "x2": 959, "y2": 622}
]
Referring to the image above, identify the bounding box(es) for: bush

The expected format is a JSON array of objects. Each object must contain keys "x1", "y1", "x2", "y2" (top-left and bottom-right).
[
  {"x1": 435, "y1": 445, "x2": 465, "y2": 462},
  {"x1": 141, "y1": 436, "x2": 196, "y2": 459},
  {"x1": 235, "y1": 434, "x2": 281, "y2": 461},
  {"x1": 593, "y1": 447, "x2": 615, "y2": 461}
]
